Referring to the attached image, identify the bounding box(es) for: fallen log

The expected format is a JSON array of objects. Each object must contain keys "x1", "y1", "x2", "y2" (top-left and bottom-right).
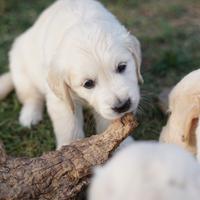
[{"x1": 0, "y1": 113, "x2": 138, "y2": 200}]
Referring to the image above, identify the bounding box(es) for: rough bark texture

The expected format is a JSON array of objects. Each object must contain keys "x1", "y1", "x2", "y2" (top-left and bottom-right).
[{"x1": 0, "y1": 113, "x2": 138, "y2": 200}]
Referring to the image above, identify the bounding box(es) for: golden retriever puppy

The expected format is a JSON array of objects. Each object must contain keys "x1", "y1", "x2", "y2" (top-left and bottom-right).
[
  {"x1": 89, "y1": 142, "x2": 200, "y2": 200},
  {"x1": 160, "y1": 69, "x2": 200, "y2": 154},
  {"x1": 0, "y1": 0, "x2": 142, "y2": 148}
]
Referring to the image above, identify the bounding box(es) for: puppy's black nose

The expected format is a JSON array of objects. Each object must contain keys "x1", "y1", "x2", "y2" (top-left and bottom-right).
[{"x1": 112, "y1": 98, "x2": 131, "y2": 114}]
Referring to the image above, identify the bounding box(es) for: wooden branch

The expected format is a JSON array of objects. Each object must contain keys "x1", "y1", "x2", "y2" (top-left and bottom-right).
[{"x1": 0, "y1": 113, "x2": 138, "y2": 200}]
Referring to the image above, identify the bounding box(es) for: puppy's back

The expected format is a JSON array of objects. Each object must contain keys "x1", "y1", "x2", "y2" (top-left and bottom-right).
[{"x1": 11, "y1": 0, "x2": 121, "y2": 67}]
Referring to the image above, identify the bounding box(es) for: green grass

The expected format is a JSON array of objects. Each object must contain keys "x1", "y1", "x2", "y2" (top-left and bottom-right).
[{"x1": 0, "y1": 0, "x2": 200, "y2": 157}]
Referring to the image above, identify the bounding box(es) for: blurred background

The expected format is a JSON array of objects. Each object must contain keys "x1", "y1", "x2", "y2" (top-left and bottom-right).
[{"x1": 0, "y1": 0, "x2": 200, "y2": 157}]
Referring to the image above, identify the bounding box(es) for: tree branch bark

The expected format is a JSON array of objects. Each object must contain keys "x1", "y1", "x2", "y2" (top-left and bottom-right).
[{"x1": 0, "y1": 113, "x2": 138, "y2": 200}]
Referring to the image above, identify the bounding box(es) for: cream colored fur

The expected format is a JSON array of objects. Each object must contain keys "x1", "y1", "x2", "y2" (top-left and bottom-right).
[
  {"x1": 0, "y1": 72, "x2": 14, "y2": 100},
  {"x1": 160, "y1": 69, "x2": 200, "y2": 155},
  {"x1": 0, "y1": 0, "x2": 142, "y2": 148},
  {"x1": 89, "y1": 142, "x2": 200, "y2": 200}
]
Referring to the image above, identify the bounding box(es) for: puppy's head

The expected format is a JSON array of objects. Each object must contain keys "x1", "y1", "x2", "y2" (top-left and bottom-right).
[
  {"x1": 89, "y1": 143, "x2": 200, "y2": 200},
  {"x1": 160, "y1": 95, "x2": 199, "y2": 154},
  {"x1": 160, "y1": 70, "x2": 200, "y2": 154},
  {"x1": 48, "y1": 23, "x2": 142, "y2": 120}
]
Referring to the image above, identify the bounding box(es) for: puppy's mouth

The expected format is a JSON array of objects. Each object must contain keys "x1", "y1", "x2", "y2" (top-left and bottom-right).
[
  {"x1": 112, "y1": 98, "x2": 139, "y2": 116},
  {"x1": 101, "y1": 99, "x2": 137, "y2": 120},
  {"x1": 112, "y1": 98, "x2": 131, "y2": 114}
]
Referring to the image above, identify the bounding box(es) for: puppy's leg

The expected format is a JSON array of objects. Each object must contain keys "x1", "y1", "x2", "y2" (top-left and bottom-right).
[
  {"x1": 9, "y1": 50, "x2": 44, "y2": 128},
  {"x1": 94, "y1": 111, "x2": 134, "y2": 149},
  {"x1": 13, "y1": 73, "x2": 44, "y2": 128},
  {"x1": 19, "y1": 97, "x2": 44, "y2": 128},
  {"x1": 47, "y1": 94, "x2": 84, "y2": 149}
]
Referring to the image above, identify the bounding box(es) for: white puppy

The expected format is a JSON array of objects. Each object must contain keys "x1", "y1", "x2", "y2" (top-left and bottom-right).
[
  {"x1": 0, "y1": 0, "x2": 142, "y2": 148},
  {"x1": 89, "y1": 142, "x2": 200, "y2": 200}
]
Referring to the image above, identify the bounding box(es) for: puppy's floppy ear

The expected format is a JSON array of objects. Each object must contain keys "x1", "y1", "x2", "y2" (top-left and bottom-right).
[
  {"x1": 183, "y1": 97, "x2": 200, "y2": 148},
  {"x1": 126, "y1": 34, "x2": 143, "y2": 84},
  {"x1": 47, "y1": 68, "x2": 74, "y2": 112}
]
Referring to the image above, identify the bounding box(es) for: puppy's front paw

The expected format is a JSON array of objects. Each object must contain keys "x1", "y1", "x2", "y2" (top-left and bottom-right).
[
  {"x1": 19, "y1": 104, "x2": 43, "y2": 128},
  {"x1": 56, "y1": 130, "x2": 85, "y2": 150}
]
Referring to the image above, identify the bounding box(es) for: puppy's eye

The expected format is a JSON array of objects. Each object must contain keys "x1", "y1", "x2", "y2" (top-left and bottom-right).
[
  {"x1": 83, "y1": 79, "x2": 95, "y2": 89},
  {"x1": 116, "y1": 62, "x2": 127, "y2": 73}
]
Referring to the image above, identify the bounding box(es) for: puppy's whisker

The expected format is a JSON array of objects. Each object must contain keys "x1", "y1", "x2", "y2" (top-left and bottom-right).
[{"x1": 139, "y1": 105, "x2": 145, "y2": 113}]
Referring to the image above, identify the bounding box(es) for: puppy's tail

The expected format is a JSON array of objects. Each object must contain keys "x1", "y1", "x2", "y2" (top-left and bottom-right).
[{"x1": 0, "y1": 72, "x2": 14, "y2": 100}]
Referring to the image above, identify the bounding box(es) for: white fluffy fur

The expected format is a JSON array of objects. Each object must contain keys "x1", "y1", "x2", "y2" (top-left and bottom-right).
[
  {"x1": 160, "y1": 69, "x2": 200, "y2": 155},
  {"x1": 89, "y1": 142, "x2": 200, "y2": 200},
  {"x1": 0, "y1": 72, "x2": 14, "y2": 100},
  {"x1": 0, "y1": 0, "x2": 142, "y2": 148}
]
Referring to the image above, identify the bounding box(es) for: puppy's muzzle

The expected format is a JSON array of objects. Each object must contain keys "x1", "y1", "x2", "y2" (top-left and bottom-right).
[{"x1": 112, "y1": 98, "x2": 131, "y2": 114}]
